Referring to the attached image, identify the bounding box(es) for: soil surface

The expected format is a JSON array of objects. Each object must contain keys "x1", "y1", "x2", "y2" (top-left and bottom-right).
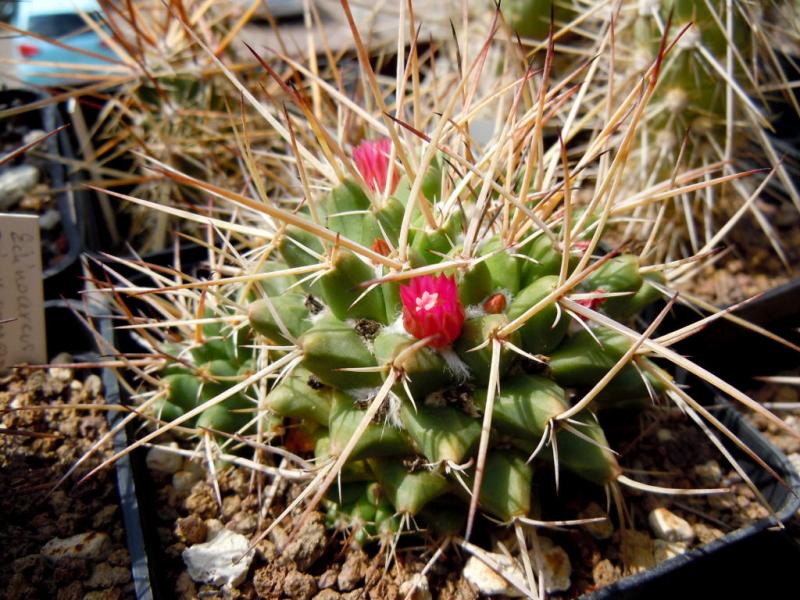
[
  {"x1": 136, "y1": 399, "x2": 790, "y2": 600},
  {"x1": 678, "y1": 201, "x2": 800, "y2": 305},
  {"x1": 0, "y1": 361, "x2": 134, "y2": 600}
]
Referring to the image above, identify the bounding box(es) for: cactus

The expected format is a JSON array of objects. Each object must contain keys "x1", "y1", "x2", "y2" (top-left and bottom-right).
[
  {"x1": 86, "y1": 4, "x2": 800, "y2": 595},
  {"x1": 573, "y1": 1, "x2": 800, "y2": 264}
]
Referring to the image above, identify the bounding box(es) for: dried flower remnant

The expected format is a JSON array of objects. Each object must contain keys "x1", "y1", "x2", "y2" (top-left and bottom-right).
[
  {"x1": 400, "y1": 275, "x2": 464, "y2": 348},
  {"x1": 353, "y1": 138, "x2": 400, "y2": 194}
]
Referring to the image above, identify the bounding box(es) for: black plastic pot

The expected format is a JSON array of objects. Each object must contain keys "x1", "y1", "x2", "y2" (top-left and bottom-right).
[
  {"x1": 0, "y1": 90, "x2": 85, "y2": 299},
  {"x1": 659, "y1": 278, "x2": 800, "y2": 388},
  {"x1": 583, "y1": 393, "x2": 800, "y2": 599},
  {"x1": 44, "y1": 300, "x2": 155, "y2": 600}
]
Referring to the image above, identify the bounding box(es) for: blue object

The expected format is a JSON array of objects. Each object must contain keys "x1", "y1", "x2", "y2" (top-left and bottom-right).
[{"x1": 7, "y1": 0, "x2": 119, "y2": 87}]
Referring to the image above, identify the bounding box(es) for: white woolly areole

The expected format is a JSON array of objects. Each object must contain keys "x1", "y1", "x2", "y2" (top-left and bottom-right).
[
  {"x1": 309, "y1": 308, "x2": 330, "y2": 324},
  {"x1": 384, "y1": 314, "x2": 406, "y2": 335},
  {"x1": 347, "y1": 386, "x2": 379, "y2": 402},
  {"x1": 438, "y1": 347, "x2": 471, "y2": 383},
  {"x1": 465, "y1": 304, "x2": 485, "y2": 319},
  {"x1": 348, "y1": 386, "x2": 403, "y2": 429}
]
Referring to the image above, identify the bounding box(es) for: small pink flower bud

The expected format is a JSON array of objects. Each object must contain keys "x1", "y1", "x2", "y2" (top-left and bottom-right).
[
  {"x1": 353, "y1": 138, "x2": 400, "y2": 194},
  {"x1": 399, "y1": 275, "x2": 464, "y2": 348},
  {"x1": 576, "y1": 288, "x2": 607, "y2": 312}
]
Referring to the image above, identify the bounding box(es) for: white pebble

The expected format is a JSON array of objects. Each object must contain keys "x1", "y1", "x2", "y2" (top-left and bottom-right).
[
  {"x1": 42, "y1": 532, "x2": 110, "y2": 562},
  {"x1": 182, "y1": 528, "x2": 254, "y2": 589},
  {"x1": 146, "y1": 443, "x2": 184, "y2": 474},
  {"x1": 649, "y1": 507, "x2": 695, "y2": 543}
]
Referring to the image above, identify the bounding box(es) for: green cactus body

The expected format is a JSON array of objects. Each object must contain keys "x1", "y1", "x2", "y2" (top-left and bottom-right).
[
  {"x1": 503, "y1": 0, "x2": 570, "y2": 40},
  {"x1": 373, "y1": 196, "x2": 405, "y2": 245},
  {"x1": 190, "y1": 338, "x2": 233, "y2": 365},
  {"x1": 322, "y1": 180, "x2": 374, "y2": 245},
  {"x1": 195, "y1": 404, "x2": 252, "y2": 437},
  {"x1": 580, "y1": 254, "x2": 643, "y2": 297},
  {"x1": 320, "y1": 251, "x2": 387, "y2": 323},
  {"x1": 474, "y1": 374, "x2": 567, "y2": 440},
  {"x1": 399, "y1": 402, "x2": 481, "y2": 464},
  {"x1": 382, "y1": 281, "x2": 402, "y2": 321},
  {"x1": 548, "y1": 326, "x2": 631, "y2": 386},
  {"x1": 278, "y1": 225, "x2": 325, "y2": 270},
  {"x1": 506, "y1": 275, "x2": 569, "y2": 354},
  {"x1": 463, "y1": 451, "x2": 533, "y2": 522},
  {"x1": 164, "y1": 372, "x2": 201, "y2": 411},
  {"x1": 601, "y1": 272, "x2": 665, "y2": 320},
  {"x1": 421, "y1": 154, "x2": 443, "y2": 203},
  {"x1": 592, "y1": 362, "x2": 665, "y2": 411},
  {"x1": 455, "y1": 314, "x2": 518, "y2": 384},
  {"x1": 373, "y1": 331, "x2": 452, "y2": 399},
  {"x1": 551, "y1": 412, "x2": 621, "y2": 486},
  {"x1": 299, "y1": 316, "x2": 383, "y2": 389},
  {"x1": 410, "y1": 213, "x2": 461, "y2": 267},
  {"x1": 328, "y1": 391, "x2": 413, "y2": 460},
  {"x1": 481, "y1": 235, "x2": 520, "y2": 293},
  {"x1": 368, "y1": 458, "x2": 450, "y2": 516},
  {"x1": 248, "y1": 294, "x2": 310, "y2": 343},
  {"x1": 519, "y1": 234, "x2": 573, "y2": 286},
  {"x1": 315, "y1": 435, "x2": 374, "y2": 482},
  {"x1": 256, "y1": 261, "x2": 298, "y2": 297},
  {"x1": 198, "y1": 359, "x2": 240, "y2": 399},
  {"x1": 266, "y1": 366, "x2": 332, "y2": 426},
  {"x1": 153, "y1": 397, "x2": 187, "y2": 423},
  {"x1": 446, "y1": 252, "x2": 493, "y2": 306},
  {"x1": 418, "y1": 502, "x2": 466, "y2": 535}
]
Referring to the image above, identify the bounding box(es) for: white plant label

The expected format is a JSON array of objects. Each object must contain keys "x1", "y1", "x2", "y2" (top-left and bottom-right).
[{"x1": 0, "y1": 213, "x2": 46, "y2": 370}]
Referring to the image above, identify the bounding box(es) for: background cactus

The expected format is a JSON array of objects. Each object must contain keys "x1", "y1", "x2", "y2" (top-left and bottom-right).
[{"x1": 567, "y1": 1, "x2": 799, "y2": 272}]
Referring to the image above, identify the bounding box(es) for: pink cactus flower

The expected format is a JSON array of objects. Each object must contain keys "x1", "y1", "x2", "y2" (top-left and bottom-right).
[
  {"x1": 353, "y1": 138, "x2": 400, "y2": 194},
  {"x1": 400, "y1": 275, "x2": 464, "y2": 348}
]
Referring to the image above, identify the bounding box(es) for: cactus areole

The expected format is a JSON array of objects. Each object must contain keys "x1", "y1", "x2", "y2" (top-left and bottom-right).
[{"x1": 400, "y1": 275, "x2": 464, "y2": 348}]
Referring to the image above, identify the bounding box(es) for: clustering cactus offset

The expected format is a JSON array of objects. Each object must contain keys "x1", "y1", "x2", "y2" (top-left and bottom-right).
[{"x1": 85, "y1": 4, "x2": 800, "y2": 596}]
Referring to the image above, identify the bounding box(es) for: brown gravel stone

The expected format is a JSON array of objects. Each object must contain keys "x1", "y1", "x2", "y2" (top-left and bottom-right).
[
  {"x1": 282, "y1": 513, "x2": 327, "y2": 571},
  {"x1": 318, "y1": 568, "x2": 339, "y2": 589},
  {"x1": 694, "y1": 523, "x2": 725, "y2": 545},
  {"x1": 592, "y1": 559, "x2": 619, "y2": 588},
  {"x1": 83, "y1": 588, "x2": 122, "y2": 600},
  {"x1": 184, "y1": 483, "x2": 219, "y2": 520},
  {"x1": 283, "y1": 570, "x2": 318, "y2": 600},
  {"x1": 252, "y1": 563, "x2": 290, "y2": 599},
  {"x1": 56, "y1": 580, "x2": 83, "y2": 600},
  {"x1": 337, "y1": 550, "x2": 367, "y2": 592},
  {"x1": 620, "y1": 529, "x2": 655, "y2": 575},
  {"x1": 222, "y1": 495, "x2": 242, "y2": 519},
  {"x1": 53, "y1": 558, "x2": 90, "y2": 583},
  {"x1": 86, "y1": 563, "x2": 131, "y2": 589},
  {"x1": 175, "y1": 515, "x2": 208, "y2": 545},
  {"x1": 175, "y1": 571, "x2": 197, "y2": 600}
]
